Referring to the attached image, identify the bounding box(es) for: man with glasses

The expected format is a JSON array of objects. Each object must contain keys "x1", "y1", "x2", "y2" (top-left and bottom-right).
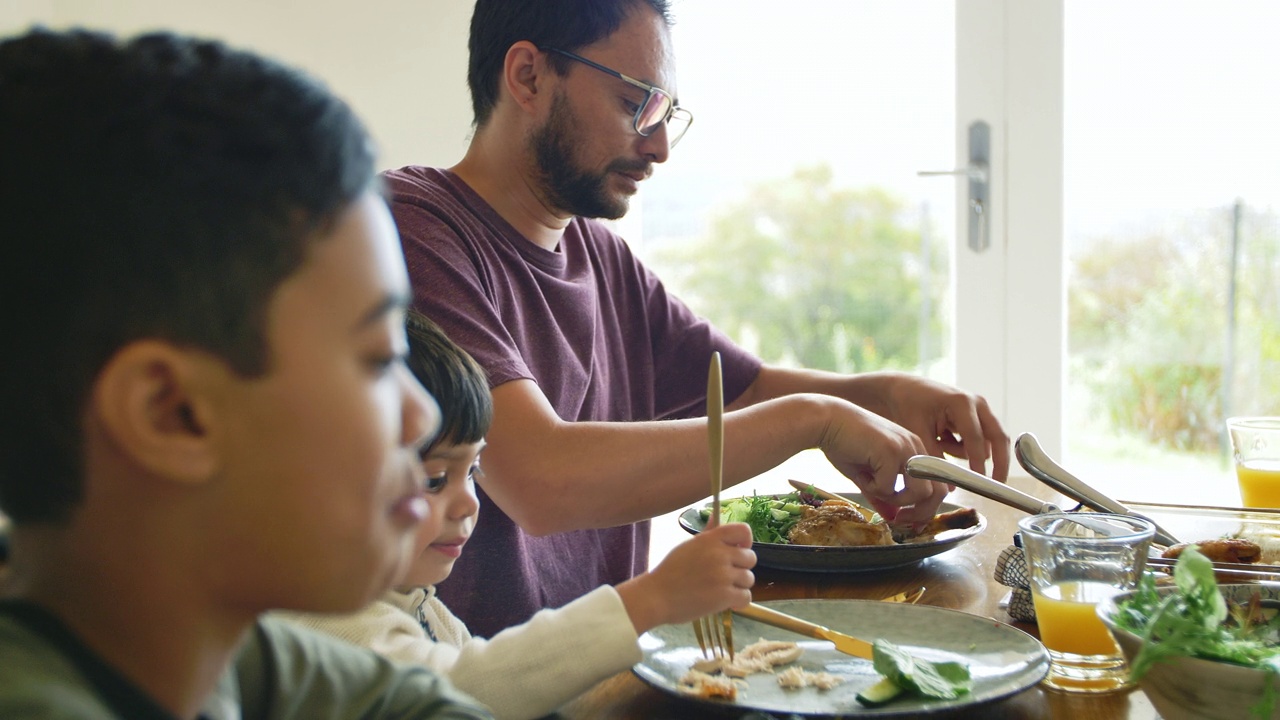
[{"x1": 387, "y1": 0, "x2": 1010, "y2": 639}]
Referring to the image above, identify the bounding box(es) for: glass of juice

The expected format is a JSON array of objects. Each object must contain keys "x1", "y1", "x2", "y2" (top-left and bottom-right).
[
  {"x1": 1227, "y1": 417, "x2": 1280, "y2": 508},
  {"x1": 1018, "y1": 512, "x2": 1155, "y2": 693}
]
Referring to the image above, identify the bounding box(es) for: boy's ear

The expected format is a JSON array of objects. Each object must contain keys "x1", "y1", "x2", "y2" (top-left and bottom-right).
[
  {"x1": 90, "y1": 340, "x2": 220, "y2": 485},
  {"x1": 503, "y1": 40, "x2": 548, "y2": 116}
]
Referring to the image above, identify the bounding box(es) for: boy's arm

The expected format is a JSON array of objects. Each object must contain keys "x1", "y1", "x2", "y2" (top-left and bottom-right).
[{"x1": 227, "y1": 618, "x2": 492, "y2": 719}]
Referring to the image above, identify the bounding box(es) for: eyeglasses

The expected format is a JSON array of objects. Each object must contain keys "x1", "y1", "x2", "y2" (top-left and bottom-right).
[{"x1": 542, "y1": 46, "x2": 693, "y2": 148}]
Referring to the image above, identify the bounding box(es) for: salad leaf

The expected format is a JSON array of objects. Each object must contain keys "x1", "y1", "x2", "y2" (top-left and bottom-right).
[
  {"x1": 871, "y1": 639, "x2": 972, "y2": 700},
  {"x1": 703, "y1": 492, "x2": 810, "y2": 544},
  {"x1": 1114, "y1": 546, "x2": 1280, "y2": 716}
]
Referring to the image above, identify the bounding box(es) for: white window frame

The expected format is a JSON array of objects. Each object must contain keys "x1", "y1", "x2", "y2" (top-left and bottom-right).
[{"x1": 955, "y1": 0, "x2": 1065, "y2": 460}]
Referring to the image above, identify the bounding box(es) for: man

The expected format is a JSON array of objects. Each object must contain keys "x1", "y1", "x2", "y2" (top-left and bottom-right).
[
  {"x1": 387, "y1": 0, "x2": 1009, "y2": 637},
  {"x1": 0, "y1": 28, "x2": 489, "y2": 719}
]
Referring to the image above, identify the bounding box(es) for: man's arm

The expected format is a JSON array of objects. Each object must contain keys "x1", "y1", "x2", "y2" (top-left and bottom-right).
[
  {"x1": 734, "y1": 365, "x2": 1011, "y2": 483},
  {"x1": 477, "y1": 379, "x2": 930, "y2": 535}
]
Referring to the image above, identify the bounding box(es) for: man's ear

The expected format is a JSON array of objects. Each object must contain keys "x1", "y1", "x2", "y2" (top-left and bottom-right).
[
  {"x1": 503, "y1": 40, "x2": 549, "y2": 116},
  {"x1": 90, "y1": 340, "x2": 220, "y2": 485}
]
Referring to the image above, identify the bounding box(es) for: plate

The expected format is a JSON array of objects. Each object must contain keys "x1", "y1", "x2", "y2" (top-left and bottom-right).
[
  {"x1": 678, "y1": 493, "x2": 986, "y2": 572},
  {"x1": 633, "y1": 599, "x2": 1049, "y2": 717}
]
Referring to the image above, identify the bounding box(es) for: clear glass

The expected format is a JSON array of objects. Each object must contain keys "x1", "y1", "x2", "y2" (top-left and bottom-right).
[
  {"x1": 1227, "y1": 417, "x2": 1280, "y2": 508},
  {"x1": 1063, "y1": 2, "x2": 1280, "y2": 507},
  {"x1": 640, "y1": 0, "x2": 956, "y2": 567},
  {"x1": 1018, "y1": 513, "x2": 1155, "y2": 693}
]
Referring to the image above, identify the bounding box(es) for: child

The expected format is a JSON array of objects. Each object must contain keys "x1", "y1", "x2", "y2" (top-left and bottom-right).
[
  {"x1": 0, "y1": 28, "x2": 490, "y2": 719},
  {"x1": 285, "y1": 312, "x2": 757, "y2": 720}
]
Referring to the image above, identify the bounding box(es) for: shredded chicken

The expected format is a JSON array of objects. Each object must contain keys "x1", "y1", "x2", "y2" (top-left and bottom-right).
[
  {"x1": 688, "y1": 638, "x2": 805, "y2": 678},
  {"x1": 676, "y1": 669, "x2": 741, "y2": 700},
  {"x1": 776, "y1": 666, "x2": 845, "y2": 690},
  {"x1": 683, "y1": 638, "x2": 849, "y2": 700}
]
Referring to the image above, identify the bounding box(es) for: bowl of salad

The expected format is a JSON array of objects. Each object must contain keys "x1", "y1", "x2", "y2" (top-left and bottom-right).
[{"x1": 1097, "y1": 546, "x2": 1280, "y2": 720}]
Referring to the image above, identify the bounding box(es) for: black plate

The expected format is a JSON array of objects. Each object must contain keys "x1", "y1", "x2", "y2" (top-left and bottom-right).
[{"x1": 678, "y1": 492, "x2": 986, "y2": 572}]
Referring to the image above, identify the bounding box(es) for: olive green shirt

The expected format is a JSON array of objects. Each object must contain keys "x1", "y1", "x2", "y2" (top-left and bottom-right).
[{"x1": 0, "y1": 600, "x2": 493, "y2": 719}]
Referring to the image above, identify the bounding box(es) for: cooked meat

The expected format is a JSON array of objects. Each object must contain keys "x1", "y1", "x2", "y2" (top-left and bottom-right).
[
  {"x1": 920, "y1": 506, "x2": 980, "y2": 534},
  {"x1": 776, "y1": 666, "x2": 844, "y2": 690},
  {"x1": 688, "y1": 638, "x2": 804, "y2": 680},
  {"x1": 894, "y1": 506, "x2": 982, "y2": 542},
  {"x1": 788, "y1": 505, "x2": 894, "y2": 547},
  {"x1": 1162, "y1": 538, "x2": 1262, "y2": 564},
  {"x1": 677, "y1": 669, "x2": 739, "y2": 700}
]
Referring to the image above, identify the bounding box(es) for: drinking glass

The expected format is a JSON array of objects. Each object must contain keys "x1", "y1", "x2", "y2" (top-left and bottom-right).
[
  {"x1": 1227, "y1": 417, "x2": 1280, "y2": 508},
  {"x1": 1018, "y1": 512, "x2": 1155, "y2": 693}
]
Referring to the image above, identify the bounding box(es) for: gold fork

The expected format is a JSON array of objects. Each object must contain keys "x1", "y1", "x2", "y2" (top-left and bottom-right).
[
  {"x1": 692, "y1": 352, "x2": 733, "y2": 661},
  {"x1": 881, "y1": 586, "x2": 926, "y2": 605}
]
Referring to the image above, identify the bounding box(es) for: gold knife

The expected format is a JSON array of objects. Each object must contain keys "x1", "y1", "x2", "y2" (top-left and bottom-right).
[
  {"x1": 733, "y1": 602, "x2": 875, "y2": 660},
  {"x1": 787, "y1": 478, "x2": 875, "y2": 522}
]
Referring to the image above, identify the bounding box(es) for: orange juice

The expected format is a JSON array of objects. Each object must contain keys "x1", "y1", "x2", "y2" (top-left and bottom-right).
[
  {"x1": 1237, "y1": 460, "x2": 1280, "y2": 508},
  {"x1": 1032, "y1": 581, "x2": 1121, "y2": 656}
]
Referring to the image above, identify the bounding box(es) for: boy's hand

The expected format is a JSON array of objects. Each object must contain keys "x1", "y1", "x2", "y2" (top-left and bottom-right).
[{"x1": 616, "y1": 522, "x2": 756, "y2": 635}]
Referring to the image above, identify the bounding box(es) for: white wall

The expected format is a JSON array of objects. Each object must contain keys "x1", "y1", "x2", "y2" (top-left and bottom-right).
[{"x1": 2, "y1": 0, "x2": 477, "y2": 170}]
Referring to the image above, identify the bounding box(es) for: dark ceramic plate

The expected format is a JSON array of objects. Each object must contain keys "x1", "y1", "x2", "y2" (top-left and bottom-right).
[{"x1": 678, "y1": 492, "x2": 986, "y2": 573}]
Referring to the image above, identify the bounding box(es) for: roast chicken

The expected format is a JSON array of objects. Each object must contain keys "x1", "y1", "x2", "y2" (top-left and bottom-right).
[{"x1": 788, "y1": 503, "x2": 895, "y2": 547}]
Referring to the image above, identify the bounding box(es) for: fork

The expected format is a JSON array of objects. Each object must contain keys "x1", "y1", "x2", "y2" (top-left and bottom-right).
[
  {"x1": 692, "y1": 352, "x2": 734, "y2": 661},
  {"x1": 881, "y1": 587, "x2": 926, "y2": 605}
]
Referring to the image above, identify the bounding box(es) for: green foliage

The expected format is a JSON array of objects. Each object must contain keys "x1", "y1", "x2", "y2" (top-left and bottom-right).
[
  {"x1": 1103, "y1": 363, "x2": 1222, "y2": 452},
  {"x1": 652, "y1": 164, "x2": 945, "y2": 373},
  {"x1": 1069, "y1": 206, "x2": 1280, "y2": 452}
]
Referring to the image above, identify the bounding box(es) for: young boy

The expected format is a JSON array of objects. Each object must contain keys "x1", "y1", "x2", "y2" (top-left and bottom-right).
[
  {"x1": 0, "y1": 28, "x2": 490, "y2": 719},
  {"x1": 285, "y1": 312, "x2": 757, "y2": 720}
]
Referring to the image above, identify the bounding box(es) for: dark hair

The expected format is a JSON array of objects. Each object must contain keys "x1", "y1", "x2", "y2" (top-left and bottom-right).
[
  {"x1": 404, "y1": 311, "x2": 493, "y2": 450},
  {"x1": 467, "y1": 0, "x2": 672, "y2": 127},
  {"x1": 0, "y1": 28, "x2": 377, "y2": 523}
]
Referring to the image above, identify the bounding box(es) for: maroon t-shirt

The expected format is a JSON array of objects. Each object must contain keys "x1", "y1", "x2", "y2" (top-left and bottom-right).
[{"x1": 384, "y1": 167, "x2": 762, "y2": 638}]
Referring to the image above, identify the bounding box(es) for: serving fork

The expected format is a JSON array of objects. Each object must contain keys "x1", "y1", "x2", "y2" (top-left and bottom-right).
[{"x1": 692, "y1": 351, "x2": 734, "y2": 661}]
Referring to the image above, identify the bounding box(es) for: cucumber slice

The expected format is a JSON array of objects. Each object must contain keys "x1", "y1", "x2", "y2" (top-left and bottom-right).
[{"x1": 856, "y1": 677, "x2": 905, "y2": 707}]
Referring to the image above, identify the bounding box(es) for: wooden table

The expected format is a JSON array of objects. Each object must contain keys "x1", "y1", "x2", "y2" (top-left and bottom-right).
[{"x1": 555, "y1": 477, "x2": 1162, "y2": 719}]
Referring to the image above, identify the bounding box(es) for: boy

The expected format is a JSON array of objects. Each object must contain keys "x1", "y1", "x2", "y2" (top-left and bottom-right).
[
  {"x1": 284, "y1": 312, "x2": 756, "y2": 720},
  {"x1": 0, "y1": 28, "x2": 490, "y2": 719}
]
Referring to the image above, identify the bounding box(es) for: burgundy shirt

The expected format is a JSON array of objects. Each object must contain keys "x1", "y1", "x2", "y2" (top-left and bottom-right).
[{"x1": 385, "y1": 167, "x2": 762, "y2": 637}]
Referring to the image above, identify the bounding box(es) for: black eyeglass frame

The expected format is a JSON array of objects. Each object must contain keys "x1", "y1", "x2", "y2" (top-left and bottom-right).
[{"x1": 542, "y1": 46, "x2": 693, "y2": 146}]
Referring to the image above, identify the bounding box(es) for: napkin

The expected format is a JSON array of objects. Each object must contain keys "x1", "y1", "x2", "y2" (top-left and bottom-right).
[{"x1": 993, "y1": 543, "x2": 1037, "y2": 622}]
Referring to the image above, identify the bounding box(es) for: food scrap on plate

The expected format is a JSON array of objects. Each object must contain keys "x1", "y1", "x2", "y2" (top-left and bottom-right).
[{"x1": 677, "y1": 638, "x2": 845, "y2": 700}]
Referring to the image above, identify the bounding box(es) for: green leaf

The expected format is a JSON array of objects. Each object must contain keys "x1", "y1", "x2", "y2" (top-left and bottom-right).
[{"x1": 872, "y1": 639, "x2": 972, "y2": 700}]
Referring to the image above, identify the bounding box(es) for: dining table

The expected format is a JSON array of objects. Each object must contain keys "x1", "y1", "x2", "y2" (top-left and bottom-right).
[{"x1": 553, "y1": 475, "x2": 1163, "y2": 720}]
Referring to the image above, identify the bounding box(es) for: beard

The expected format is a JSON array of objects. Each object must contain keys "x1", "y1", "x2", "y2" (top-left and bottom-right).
[{"x1": 530, "y1": 92, "x2": 648, "y2": 220}]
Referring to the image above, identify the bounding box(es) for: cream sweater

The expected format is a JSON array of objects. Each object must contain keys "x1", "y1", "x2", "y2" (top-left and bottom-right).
[{"x1": 279, "y1": 585, "x2": 641, "y2": 720}]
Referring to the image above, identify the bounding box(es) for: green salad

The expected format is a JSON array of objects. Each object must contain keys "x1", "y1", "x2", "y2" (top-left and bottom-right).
[
  {"x1": 1113, "y1": 546, "x2": 1280, "y2": 716},
  {"x1": 699, "y1": 492, "x2": 811, "y2": 544}
]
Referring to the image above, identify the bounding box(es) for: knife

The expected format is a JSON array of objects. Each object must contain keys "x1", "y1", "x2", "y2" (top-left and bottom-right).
[
  {"x1": 733, "y1": 602, "x2": 874, "y2": 660},
  {"x1": 787, "y1": 478, "x2": 875, "y2": 521}
]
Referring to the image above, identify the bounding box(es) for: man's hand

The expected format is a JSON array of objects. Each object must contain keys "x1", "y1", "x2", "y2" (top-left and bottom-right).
[
  {"x1": 813, "y1": 397, "x2": 943, "y2": 525},
  {"x1": 873, "y1": 372, "x2": 1011, "y2": 484}
]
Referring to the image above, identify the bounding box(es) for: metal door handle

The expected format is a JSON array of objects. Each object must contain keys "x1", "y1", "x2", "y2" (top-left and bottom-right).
[{"x1": 919, "y1": 120, "x2": 990, "y2": 252}]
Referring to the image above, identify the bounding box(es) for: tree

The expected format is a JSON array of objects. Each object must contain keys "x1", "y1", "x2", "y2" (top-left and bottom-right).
[{"x1": 651, "y1": 165, "x2": 945, "y2": 373}]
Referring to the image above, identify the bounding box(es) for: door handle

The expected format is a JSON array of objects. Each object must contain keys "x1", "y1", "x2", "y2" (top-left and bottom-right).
[{"x1": 919, "y1": 120, "x2": 991, "y2": 252}]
